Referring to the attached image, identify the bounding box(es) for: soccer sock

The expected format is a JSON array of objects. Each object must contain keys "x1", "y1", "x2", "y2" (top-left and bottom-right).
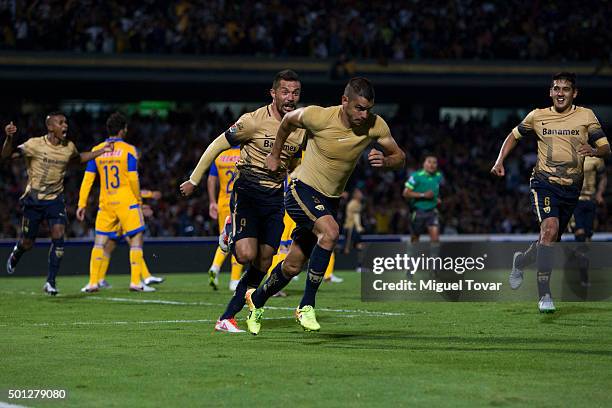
[
  {"x1": 230, "y1": 255, "x2": 243, "y2": 281},
  {"x1": 89, "y1": 245, "x2": 105, "y2": 286},
  {"x1": 575, "y1": 233, "x2": 586, "y2": 243},
  {"x1": 536, "y1": 244, "x2": 554, "y2": 298},
  {"x1": 220, "y1": 265, "x2": 266, "y2": 320},
  {"x1": 324, "y1": 252, "x2": 336, "y2": 279},
  {"x1": 252, "y1": 261, "x2": 292, "y2": 308},
  {"x1": 141, "y1": 259, "x2": 152, "y2": 279},
  {"x1": 211, "y1": 247, "x2": 228, "y2": 272},
  {"x1": 98, "y1": 252, "x2": 111, "y2": 282},
  {"x1": 517, "y1": 241, "x2": 538, "y2": 269},
  {"x1": 129, "y1": 247, "x2": 144, "y2": 286},
  {"x1": 299, "y1": 245, "x2": 332, "y2": 308},
  {"x1": 47, "y1": 238, "x2": 64, "y2": 286},
  {"x1": 9, "y1": 242, "x2": 27, "y2": 267}
]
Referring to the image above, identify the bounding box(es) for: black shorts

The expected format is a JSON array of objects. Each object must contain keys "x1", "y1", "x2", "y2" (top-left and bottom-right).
[
  {"x1": 529, "y1": 176, "x2": 579, "y2": 240},
  {"x1": 573, "y1": 199, "x2": 596, "y2": 237},
  {"x1": 230, "y1": 175, "x2": 284, "y2": 250},
  {"x1": 411, "y1": 208, "x2": 439, "y2": 235},
  {"x1": 20, "y1": 193, "x2": 67, "y2": 239},
  {"x1": 285, "y1": 179, "x2": 339, "y2": 257}
]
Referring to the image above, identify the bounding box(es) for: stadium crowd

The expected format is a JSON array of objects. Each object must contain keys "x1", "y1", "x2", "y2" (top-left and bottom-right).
[
  {"x1": 0, "y1": 0, "x2": 610, "y2": 62},
  {"x1": 1, "y1": 107, "x2": 609, "y2": 239}
]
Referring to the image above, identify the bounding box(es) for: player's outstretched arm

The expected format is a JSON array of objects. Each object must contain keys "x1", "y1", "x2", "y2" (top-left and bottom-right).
[
  {"x1": 180, "y1": 134, "x2": 231, "y2": 197},
  {"x1": 369, "y1": 134, "x2": 405, "y2": 169},
  {"x1": 267, "y1": 108, "x2": 305, "y2": 171},
  {"x1": 207, "y1": 174, "x2": 219, "y2": 220},
  {"x1": 490, "y1": 132, "x2": 518, "y2": 177},
  {"x1": 1, "y1": 121, "x2": 17, "y2": 160},
  {"x1": 79, "y1": 142, "x2": 113, "y2": 163}
]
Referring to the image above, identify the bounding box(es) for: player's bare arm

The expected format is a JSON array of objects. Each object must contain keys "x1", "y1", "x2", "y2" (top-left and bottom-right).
[
  {"x1": 370, "y1": 134, "x2": 405, "y2": 169},
  {"x1": 403, "y1": 188, "x2": 434, "y2": 199},
  {"x1": 577, "y1": 143, "x2": 611, "y2": 158},
  {"x1": 78, "y1": 142, "x2": 114, "y2": 163},
  {"x1": 491, "y1": 132, "x2": 518, "y2": 177},
  {"x1": 180, "y1": 134, "x2": 231, "y2": 197},
  {"x1": 1, "y1": 121, "x2": 18, "y2": 160},
  {"x1": 267, "y1": 108, "x2": 305, "y2": 171},
  {"x1": 207, "y1": 174, "x2": 219, "y2": 220}
]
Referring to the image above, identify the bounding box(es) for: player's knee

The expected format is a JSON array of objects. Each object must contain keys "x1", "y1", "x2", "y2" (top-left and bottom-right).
[
  {"x1": 575, "y1": 229, "x2": 586, "y2": 242},
  {"x1": 282, "y1": 259, "x2": 302, "y2": 277},
  {"x1": 20, "y1": 239, "x2": 34, "y2": 251},
  {"x1": 235, "y1": 247, "x2": 257, "y2": 264},
  {"x1": 540, "y1": 224, "x2": 558, "y2": 243},
  {"x1": 318, "y1": 225, "x2": 339, "y2": 248}
]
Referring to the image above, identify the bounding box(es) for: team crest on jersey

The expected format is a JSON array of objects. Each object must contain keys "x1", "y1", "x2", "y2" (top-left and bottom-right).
[{"x1": 315, "y1": 204, "x2": 325, "y2": 211}]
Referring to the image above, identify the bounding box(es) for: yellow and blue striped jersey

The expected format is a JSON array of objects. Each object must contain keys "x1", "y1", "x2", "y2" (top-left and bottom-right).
[
  {"x1": 210, "y1": 146, "x2": 240, "y2": 205},
  {"x1": 78, "y1": 137, "x2": 141, "y2": 208}
]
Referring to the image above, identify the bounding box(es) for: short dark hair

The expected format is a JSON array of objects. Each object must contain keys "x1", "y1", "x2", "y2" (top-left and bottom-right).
[
  {"x1": 551, "y1": 72, "x2": 577, "y2": 89},
  {"x1": 344, "y1": 77, "x2": 375, "y2": 101},
  {"x1": 45, "y1": 111, "x2": 65, "y2": 126},
  {"x1": 272, "y1": 69, "x2": 300, "y2": 89},
  {"x1": 106, "y1": 111, "x2": 127, "y2": 136}
]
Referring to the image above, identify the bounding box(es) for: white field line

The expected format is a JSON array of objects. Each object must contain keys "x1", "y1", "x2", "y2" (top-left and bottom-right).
[
  {"x1": 88, "y1": 296, "x2": 406, "y2": 316},
  {"x1": 0, "y1": 402, "x2": 28, "y2": 408}
]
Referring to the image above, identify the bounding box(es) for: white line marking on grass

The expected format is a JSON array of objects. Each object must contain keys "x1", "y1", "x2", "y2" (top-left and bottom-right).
[
  {"x1": 88, "y1": 296, "x2": 406, "y2": 316},
  {"x1": 0, "y1": 402, "x2": 28, "y2": 408}
]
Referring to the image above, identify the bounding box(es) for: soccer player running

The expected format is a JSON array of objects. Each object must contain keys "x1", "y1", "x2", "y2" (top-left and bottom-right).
[
  {"x1": 77, "y1": 112, "x2": 154, "y2": 292},
  {"x1": 572, "y1": 155, "x2": 607, "y2": 286},
  {"x1": 341, "y1": 188, "x2": 365, "y2": 274},
  {"x1": 2, "y1": 113, "x2": 112, "y2": 295},
  {"x1": 246, "y1": 77, "x2": 405, "y2": 335},
  {"x1": 180, "y1": 70, "x2": 306, "y2": 333},
  {"x1": 491, "y1": 72, "x2": 610, "y2": 312},
  {"x1": 403, "y1": 155, "x2": 443, "y2": 243},
  {"x1": 206, "y1": 146, "x2": 243, "y2": 291}
]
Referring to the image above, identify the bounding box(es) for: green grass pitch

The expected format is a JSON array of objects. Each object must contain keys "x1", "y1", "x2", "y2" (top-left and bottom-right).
[{"x1": 1, "y1": 272, "x2": 611, "y2": 407}]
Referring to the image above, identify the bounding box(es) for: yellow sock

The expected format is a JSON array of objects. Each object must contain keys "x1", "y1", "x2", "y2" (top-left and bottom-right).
[
  {"x1": 268, "y1": 251, "x2": 288, "y2": 275},
  {"x1": 89, "y1": 245, "x2": 104, "y2": 286},
  {"x1": 230, "y1": 256, "x2": 243, "y2": 281},
  {"x1": 141, "y1": 259, "x2": 151, "y2": 280},
  {"x1": 211, "y1": 246, "x2": 228, "y2": 270},
  {"x1": 324, "y1": 252, "x2": 336, "y2": 279},
  {"x1": 98, "y1": 252, "x2": 110, "y2": 282},
  {"x1": 129, "y1": 247, "x2": 144, "y2": 286}
]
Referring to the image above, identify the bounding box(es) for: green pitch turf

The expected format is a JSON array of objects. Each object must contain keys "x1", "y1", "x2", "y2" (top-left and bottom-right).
[{"x1": 1, "y1": 272, "x2": 611, "y2": 407}]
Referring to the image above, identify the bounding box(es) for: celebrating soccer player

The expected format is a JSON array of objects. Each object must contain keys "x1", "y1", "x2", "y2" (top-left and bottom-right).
[
  {"x1": 245, "y1": 77, "x2": 405, "y2": 334},
  {"x1": 180, "y1": 70, "x2": 306, "y2": 333},
  {"x1": 2, "y1": 113, "x2": 113, "y2": 295},
  {"x1": 491, "y1": 72, "x2": 610, "y2": 312}
]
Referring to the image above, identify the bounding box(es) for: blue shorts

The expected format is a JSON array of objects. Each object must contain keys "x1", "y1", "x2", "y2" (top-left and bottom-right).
[
  {"x1": 529, "y1": 176, "x2": 579, "y2": 240},
  {"x1": 229, "y1": 175, "x2": 284, "y2": 250},
  {"x1": 573, "y1": 199, "x2": 596, "y2": 237},
  {"x1": 285, "y1": 179, "x2": 339, "y2": 256},
  {"x1": 20, "y1": 193, "x2": 67, "y2": 239}
]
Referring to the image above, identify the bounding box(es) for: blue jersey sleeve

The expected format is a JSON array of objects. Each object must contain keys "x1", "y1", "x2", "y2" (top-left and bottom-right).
[
  {"x1": 209, "y1": 161, "x2": 218, "y2": 177},
  {"x1": 85, "y1": 159, "x2": 97, "y2": 173},
  {"x1": 127, "y1": 152, "x2": 138, "y2": 172}
]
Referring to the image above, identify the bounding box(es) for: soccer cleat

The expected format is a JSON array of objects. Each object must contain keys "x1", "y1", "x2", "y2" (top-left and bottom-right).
[
  {"x1": 295, "y1": 305, "x2": 320, "y2": 332},
  {"x1": 6, "y1": 254, "x2": 16, "y2": 274},
  {"x1": 245, "y1": 288, "x2": 264, "y2": 335},
  {"x1": 129, "y1": 283, "x2": 156, "y2": 292},
  {"x1": 228, "y1": 279, "x2": 239, "y2": 292},
  {"x1": 208, "y1": 269, "x2": 219, "y2": 291},
  {"x1": 324, "y1": 273, "x2": 344, "y2": 283},
  {"x1": 509, "y1": 251, "x2": 524, "y2": 290},
  {"x1": 144, "y1": 275, "x2": 165, "y2": 285},
  {"x1": 538, "y1": 294, "x2": 556, "y2": 313},
  {"x1": 81, "y1": 284, "x2": 99, "y2": 293},
  {"x1": 98, "y1": 279, "x2": 112, "y2": 289},
  {"x1": 43, "y1": 282, "x2": 58, "y2": 296},
  {"x1": 215, "y1": 318, "x2": 245, "y2": 333},
  {"x1": 218, "y1": 215, "x2": 232, "y2": 253}
]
